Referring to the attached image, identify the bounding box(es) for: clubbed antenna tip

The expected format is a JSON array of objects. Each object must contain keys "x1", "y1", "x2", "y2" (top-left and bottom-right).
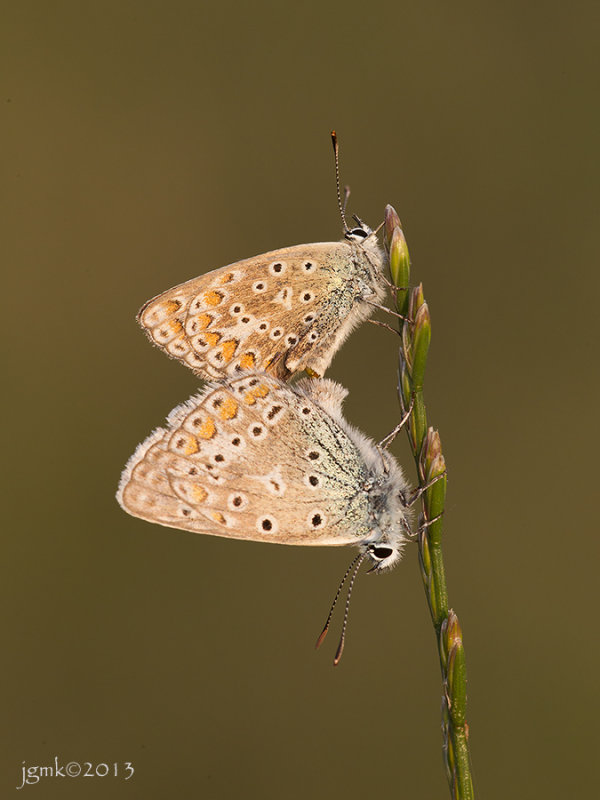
[{"x1": 330, "y1": 130, "x2": 349, "y2": 232}]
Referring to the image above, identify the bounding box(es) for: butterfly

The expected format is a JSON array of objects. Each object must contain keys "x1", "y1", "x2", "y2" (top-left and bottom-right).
[
  {"x1": 118, "y1": 371, "x2": 410, "y2": 590},
  {"x1": 136, "y1": 133, "x2": 388, "y2": 381},
  {"x1": 117, "y1": 372, "x2": 411, "y2": 660}
]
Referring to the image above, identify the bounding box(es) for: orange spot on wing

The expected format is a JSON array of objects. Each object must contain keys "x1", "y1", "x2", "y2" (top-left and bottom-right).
[
  {"x1": 239, "y1": 352, "x2": 255, "y2": 369},
  {"x1": 219, "y1": 272, "x2": 235, "y2": 285},
  {"x1": 196, "y1": 313, "x2": 213, "y2": 330},
  {"x1": 204, "y1": 290, "x2": 224, "y2": 306},
  {"x1": 211, "y1": 511, "x2": 226, "y2": 524},
  {"x1": 169, "y1": 319, "x2": 183, "y2": 333},
  {"x1": 221, "y1": 340, "x2": 238, "y2": 363},
  {"x1": 164, "y1": 300, "x2": 182, "y2": 314},
  {"x1": 204, "y1": 332, "x2": 221, "y2": 347},
  {"x1": 252, "y1": 384, "x2": 270, "y2": 398},
  {"x1": 183, "y1": 437, "x2": 199, "y2": 455},
  {"x1": 219, "y1": 396, "x2": 239, "y2": 420},
  {"x1": 244, "y1": 383, "x2": 270, "y2": 404},
  {"x1": 197, "y1": 417, "x2": 216, "y2": 439},
  {"x1": 192, "y1": 485, "x2": 208, "y2": 503}
]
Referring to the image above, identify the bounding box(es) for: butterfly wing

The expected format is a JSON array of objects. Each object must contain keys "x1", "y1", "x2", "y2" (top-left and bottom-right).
[
  {"x1": 137, "y1": 240, "x2": 385, "y2": 380},
  {"x1": 117, "y1": 374, "x2": 373, "y2": 546}
]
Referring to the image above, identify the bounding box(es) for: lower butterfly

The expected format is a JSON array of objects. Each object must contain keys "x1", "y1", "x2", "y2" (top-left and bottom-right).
[{"x1": 117, "y1": 372, "x2": 412, "y2": 662}]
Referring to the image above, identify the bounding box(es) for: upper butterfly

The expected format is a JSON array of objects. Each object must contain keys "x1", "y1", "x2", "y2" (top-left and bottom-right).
[
  {"x1": 138, "y1": 225, "x2": 386, "y2": 381},
  {"x1": 137, "y1": 132, "x2": 387, "y2": 381}
]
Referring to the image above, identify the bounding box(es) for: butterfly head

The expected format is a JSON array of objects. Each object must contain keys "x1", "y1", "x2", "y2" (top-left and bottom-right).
[
  {"x1": 342, "y1": 212, "x2": 387, "y2": 277},
  {"x1": 344, "y1": 214, "x2": 373, "y2": 242},
  {"x1": 363, "y1": 537, "x2": 404, "y2": 573},
  {"x1": 357, "y1": 448, "x2": 411, "y2": 573}
]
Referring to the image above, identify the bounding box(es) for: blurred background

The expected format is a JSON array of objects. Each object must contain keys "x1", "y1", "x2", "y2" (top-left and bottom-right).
[{"x1": 3, "y1": 1, "x2": 598, "y2": 797}]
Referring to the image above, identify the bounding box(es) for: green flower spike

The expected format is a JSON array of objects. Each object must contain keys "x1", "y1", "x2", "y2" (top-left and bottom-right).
[
  {"x1": 384, "y1": 206, "x2": 474, "y2": 800},
  {"x1": 384, "y1": 204, "x2": 410, "y2": 318}
]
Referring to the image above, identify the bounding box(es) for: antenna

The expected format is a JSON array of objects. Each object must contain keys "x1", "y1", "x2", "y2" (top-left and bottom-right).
[
  {"x1": 315, "y1": 551, "x2": 367, "y2": 666},
  {"x1": 333, "y1": 552, "x2": 366, "y2": 665},
  {"x1": 331, "y1": 130, "x2": 349, "y2": 232}
]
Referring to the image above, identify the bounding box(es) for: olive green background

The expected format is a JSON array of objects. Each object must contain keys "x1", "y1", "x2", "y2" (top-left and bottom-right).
[{"x1": 3, "y1": 1, "x2": 598, "y2": 797}]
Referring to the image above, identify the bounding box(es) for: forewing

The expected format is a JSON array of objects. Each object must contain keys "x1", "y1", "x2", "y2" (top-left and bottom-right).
[
  {"x1": 137, "y1": 242, "x2": 360, "y2": 380},
  {"x1": 117, "y1": 374, "x2": 371, "y2": 546}
]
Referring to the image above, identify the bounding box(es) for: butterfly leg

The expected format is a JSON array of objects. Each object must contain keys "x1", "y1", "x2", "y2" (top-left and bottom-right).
[
  {"x1": 399, "y1": 470, "x2": 447, "y2": 509},
  {"x1": 402, "y1": 510, "x2": 445, "y2": 541},
  {"x1": 378, "y1": 393, "x2": 415, "y2": 449},
  {"x1": 380, "y1": 272, "x2": 410, "y2": 296},
  {"x1": 365, "y1": 300, "x2": 412, "y2": 323},
  {"x1": 367, "y1": 318, "x2": 401, "y2": 336}
]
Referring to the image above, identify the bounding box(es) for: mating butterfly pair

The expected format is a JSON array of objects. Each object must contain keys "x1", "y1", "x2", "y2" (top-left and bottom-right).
[{"x1": 117, "y1": 138, "x2": 412, "y2": 661}]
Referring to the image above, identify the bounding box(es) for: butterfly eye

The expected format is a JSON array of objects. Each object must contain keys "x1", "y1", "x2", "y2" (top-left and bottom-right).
[
  {"x1": 345, "y1": 226, "x2": 369, "y2": 241},
  {"x1": 369, "y1": 545, "x2": 394, "y2": 560}
]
